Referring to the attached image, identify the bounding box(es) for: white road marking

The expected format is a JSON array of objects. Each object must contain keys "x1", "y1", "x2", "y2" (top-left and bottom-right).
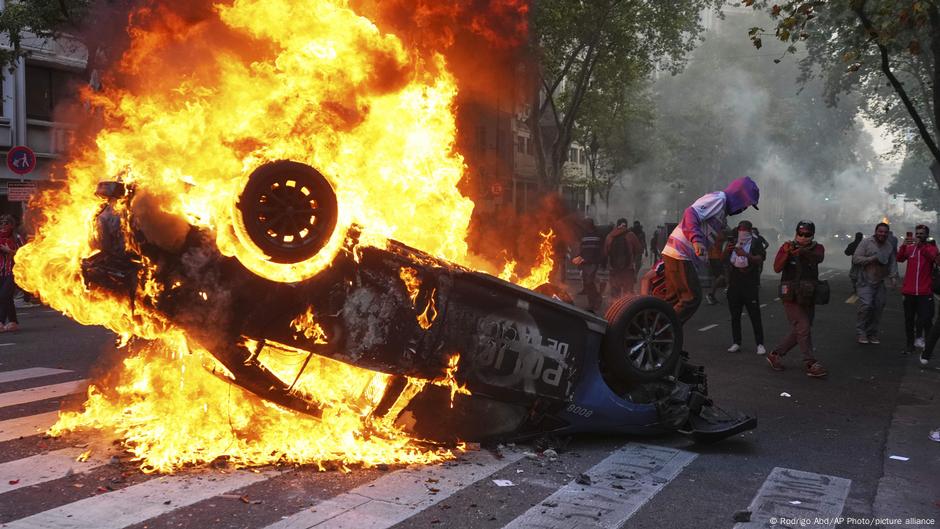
[
  {"x1": 760, "y1": 304, "x2": 767, "y2": 308},
  {"x1": 733, "y1": 467, "x2": 851, "y2": 529},
  {"x1": 774, "y1": 297, "x2": 781, "y2": 302},
  {"x1": 2, "y1": 469, "x2": 277, "y2": 529},
  {"x1": 502, "y1": 444, "x2": 696, "y2": 529},
  {"x1": 0, "y1": 380, "x2": 88, "y2": 409},
  {"x1": 0, "y1": 343, "x2": 16, "y2": 347},
  {"x1": 0, "y1": 411, "x2": 60, "y2": 442},
  {"x1": 698, "y1": 324, "x2": 718, "y2": 332},
  {"x1": 0, "y1": 368, "x2": 73, "y2": 384},
  {"x1": 0, "y1": 447, "x2": 107, "y2": 493},
  {"x1": 264, "y1": 449, "x2": 525, "y2": 529}
]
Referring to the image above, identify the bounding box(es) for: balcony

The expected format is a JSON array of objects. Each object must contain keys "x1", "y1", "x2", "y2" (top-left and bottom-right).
[{"x1": 26, "y1": 119, "x2": 75, "y2": 157}]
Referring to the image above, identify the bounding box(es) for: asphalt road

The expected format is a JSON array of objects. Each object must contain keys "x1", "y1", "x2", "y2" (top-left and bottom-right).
[{"x1": 0, "y1": 270, "x2": 938, "y2": 529}]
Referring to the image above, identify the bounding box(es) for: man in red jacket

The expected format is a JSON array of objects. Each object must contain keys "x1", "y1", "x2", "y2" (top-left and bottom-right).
[{"x1": 897, "y1": 225, "x2": 940, "y2": 357}]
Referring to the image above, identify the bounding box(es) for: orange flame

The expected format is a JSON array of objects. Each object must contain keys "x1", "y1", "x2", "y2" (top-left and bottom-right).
[{"x1": 17, "y1": 0, "x2": 534, "y2": 472}]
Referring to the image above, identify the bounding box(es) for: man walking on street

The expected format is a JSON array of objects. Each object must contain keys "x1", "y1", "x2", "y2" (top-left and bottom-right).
[
  {"x1": 572, "y1": 219, "x2": 603, "y2": 313},
  {"x1": 852, "y1": 222, "x2": 899, "y2": 344},
  {"x1": 631, "y1": 221, "x2": 647, "y2": 275},
  {"x1": 844, "y1": 231, "x2": 864, "y2": 293},
  {"x1": 604, "y1": 218, "x2": 641, "y2": 299},
  {"x1": 661, "y1": 176, "x2": 760, "y2": 323},
  {"x1": 897, "y1": 225, "x2": 939, "y2": 355},
  {"x1": 766, "y1": 220, "x2": 827, "y2": 377}
]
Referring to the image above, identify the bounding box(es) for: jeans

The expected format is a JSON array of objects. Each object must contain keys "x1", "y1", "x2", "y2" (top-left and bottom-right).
[
  {"x1": 663, "y1": 256, "x2": 702, "y2": 324},
  {"x1": 903, "y1": 294, "x2": 935, "y2": 350},
  {"x1": 728, "y1": 284, "x2": 764, "y2": 345},
  {"x1": 856, "y1": 281, "x2": 886, "y2": 338}
]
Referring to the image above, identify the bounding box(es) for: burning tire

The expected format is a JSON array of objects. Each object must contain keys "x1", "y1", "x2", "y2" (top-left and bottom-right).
[
  {"x1": 603, "y1": 295, "x2": 682, "y2": 383},
  {"x1": 236, "y1": 160, "x2": 338, "y2": 264}
]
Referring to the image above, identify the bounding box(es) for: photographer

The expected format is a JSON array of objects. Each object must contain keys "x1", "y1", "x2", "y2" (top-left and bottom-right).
[{"x1": 766, "y1": 221, "x2": 827, "y2": 378}]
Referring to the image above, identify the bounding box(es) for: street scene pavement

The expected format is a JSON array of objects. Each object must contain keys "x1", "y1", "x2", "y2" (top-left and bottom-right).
[{"x1": 0, "y1": 271, "x2": 937, "y2": 529}]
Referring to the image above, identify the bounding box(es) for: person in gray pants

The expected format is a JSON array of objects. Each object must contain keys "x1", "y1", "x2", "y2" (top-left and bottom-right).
[{"x1": 852, "y1": 222, "x2": 898, "y2": 344}]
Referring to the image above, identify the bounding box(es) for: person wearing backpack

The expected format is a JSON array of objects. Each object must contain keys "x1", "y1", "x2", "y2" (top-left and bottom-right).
[
  {"x1": 604, "y1": 218, "x2": 640, "y2": 299},
  {"x1": 897, "y1": 225, "x2": 940, "y2": 358}
]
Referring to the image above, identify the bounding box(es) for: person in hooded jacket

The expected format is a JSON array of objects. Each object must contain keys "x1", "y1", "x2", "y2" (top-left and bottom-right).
[
  {"x1": 661, "y1": 176, "x2": 760, "y2": 323},
  {"x1": 897, "y1": 225, "x2": 940, "y2": 357},
  {"x1": 605, "y1": 218, "x2": 641, "y2": 298}
]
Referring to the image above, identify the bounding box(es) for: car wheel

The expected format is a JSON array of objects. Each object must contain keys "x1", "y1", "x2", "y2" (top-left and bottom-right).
[
  {"x1": 236, "y1": 160, "x2": 338, "y2": 264},
  {"x1": 603, "y1": 295, "x2": 682, "y2": 383}
]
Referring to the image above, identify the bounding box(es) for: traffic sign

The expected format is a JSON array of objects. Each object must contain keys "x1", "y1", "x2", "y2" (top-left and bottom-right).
[
  {"x1": 7, "y1": 181, "x2": 37, "y2": 202},
  {"x1": 6, "y1": 146, "x2": 36, "y2": 175}
]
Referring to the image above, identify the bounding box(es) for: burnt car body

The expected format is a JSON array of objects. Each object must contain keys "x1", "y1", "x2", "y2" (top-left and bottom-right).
[{"x1": 81, "y1": 161, "x2": 755, "y2": 444}]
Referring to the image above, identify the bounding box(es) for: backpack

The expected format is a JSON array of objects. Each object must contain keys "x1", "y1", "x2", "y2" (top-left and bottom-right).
[{"x1": 608, "y1": 233, "x2": 633, "y2": 271}]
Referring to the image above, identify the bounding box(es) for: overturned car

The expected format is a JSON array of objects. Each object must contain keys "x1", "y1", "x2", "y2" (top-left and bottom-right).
[{"x1": 82, "y1": 160, "x2": 755, "y2": 445}]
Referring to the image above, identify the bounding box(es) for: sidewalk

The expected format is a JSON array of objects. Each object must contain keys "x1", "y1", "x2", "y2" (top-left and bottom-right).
[{"x1": 873, "y1": 358, "x2": 940, "y2": 526}]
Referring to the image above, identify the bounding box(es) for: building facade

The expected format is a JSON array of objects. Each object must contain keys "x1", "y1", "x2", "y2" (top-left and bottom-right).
[{"x1": 0, "y1": 9, "x2": 87, "y2": 224}]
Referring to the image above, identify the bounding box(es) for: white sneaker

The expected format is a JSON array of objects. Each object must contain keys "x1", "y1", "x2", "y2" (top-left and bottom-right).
[
  {"x1": 914, "y1": 337, "x2": 925, "y2": 349},
  {"x1": 727, "y1": 344, "x2": 741, "y2": 353},
  {"x1": 756, "y1": 344, "x2": 766, "y2": 355},
  {"x1": 921, "y1": 352, "x2": 930, "y2": 366}
]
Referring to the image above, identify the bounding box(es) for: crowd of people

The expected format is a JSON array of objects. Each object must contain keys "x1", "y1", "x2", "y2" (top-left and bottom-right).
[{"x1": 569, "y1": 177, "x2": 940, "y2": 443}]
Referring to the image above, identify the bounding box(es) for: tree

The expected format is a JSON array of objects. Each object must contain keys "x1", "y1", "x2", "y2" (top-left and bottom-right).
[
  {"x1": 527, "y1": 0, "x2": 724, "y2": 191},
  {"x1": 887, "y1": 146, "x2": 940, "y2": 215},
  {"x1": 747, "y1": 0, "x2": 940, "y2": 186},
  {"x1": 0, "y1": 1, "x2": 92, "y2": 70}
]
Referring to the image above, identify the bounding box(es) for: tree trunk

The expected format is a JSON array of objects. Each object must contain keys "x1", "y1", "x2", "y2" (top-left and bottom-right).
[{"x1": 855, "y1": 2, "x2": 940, "y2": 186}]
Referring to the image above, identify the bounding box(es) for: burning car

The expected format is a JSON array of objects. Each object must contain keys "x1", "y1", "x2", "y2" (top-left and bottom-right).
[{"x1": 81, "y1": 160, "x2": 755, "y2": 445}]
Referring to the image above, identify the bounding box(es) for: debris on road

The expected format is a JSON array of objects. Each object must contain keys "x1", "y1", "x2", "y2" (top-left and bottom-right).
[
  {"x1": 780, "y1": 392, "x2": 792, "y2": 398},
  {"x1": 576, "y1": 474, "x2": 592, "y2": 486},
  {"x1": 733, "y1": 510, "x2": 751, "y2": 522},
  {"x1": 888, "y1": 455, "x2": 910, "y2": 461},
  {"x1": 492, "y1": 479, "x2": 514, "y2": 487}
]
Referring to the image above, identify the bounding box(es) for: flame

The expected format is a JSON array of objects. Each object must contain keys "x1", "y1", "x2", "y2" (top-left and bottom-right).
[
  {"x1": 15, "y1": 0, "x2": 535, "y2": 472},
  {"x1": 498, "y1": 230, "x2": 555, "y2": 289},
  {"x1": 430, "y1": 353, "x2": 470, "y2": 408},
  {"x1": 290, "y1": 307, "x2": 329, "y2": 343},
  {"x1": 399, "y1": 267, "x2": 438, "y2": 330}
]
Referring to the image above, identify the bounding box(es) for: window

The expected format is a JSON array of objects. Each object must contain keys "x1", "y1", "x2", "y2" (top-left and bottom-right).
[
  {"x1": 26, "y1": 65, "x2": 82, "y2": 121},
  {"x1": 517, "y1": 135, "x2": 526, "y2": 154}
]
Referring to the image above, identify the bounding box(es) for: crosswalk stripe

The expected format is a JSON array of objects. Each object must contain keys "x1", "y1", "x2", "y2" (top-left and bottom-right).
[
  {"x1": 0, "y1": 368, "x2": 73, "y2": 384},
  {"x1": 3, "y1": 469, "x2": 277, "y2": 529},
  {"x1": 263, "y1": 449, "x2": 525, "y2": 529},
  {"x1": 733, "y1": 467, "x2": 851, "y2": 529},
  {"x1": 0, "y1": 411, "x2": 60, "y2": 442},
  {"x1": 0, "y1": 380, "x2": 88, "y2": 409},
  {"x1": 0, "y1": 447, "x2": 107, "y2": 493},
  {"x1": 502, "y1": 444, "x2": 695, "y2": 529}
]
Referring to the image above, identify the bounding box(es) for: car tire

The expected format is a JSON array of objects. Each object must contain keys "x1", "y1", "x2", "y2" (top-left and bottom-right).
[
  {"x1": 236, "y1": 160, "x2": 338, "y2": 264},
  {"x1": 603, "y1": 295, "x2": 682, "y2": 383}
]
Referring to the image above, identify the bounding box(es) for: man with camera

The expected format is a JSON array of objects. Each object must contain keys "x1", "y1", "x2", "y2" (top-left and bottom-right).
[{"x1": 766, "y1": 221, "x2": 828, "y2": 377}]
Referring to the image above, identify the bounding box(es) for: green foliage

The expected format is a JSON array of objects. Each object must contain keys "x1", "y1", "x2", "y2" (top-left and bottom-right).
[
  {"x1": 0, "y1": 0, "x2": 92, "y2": 71},
  {"x1": 886, "y1": 146, "x2": 940, "y2": 214},
  {"x1": 747, "y1": 0, "x2": 940, "y2": 179},
  {"x1": 529, "y1": 0, "x2": 724, "y2": 189}
]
